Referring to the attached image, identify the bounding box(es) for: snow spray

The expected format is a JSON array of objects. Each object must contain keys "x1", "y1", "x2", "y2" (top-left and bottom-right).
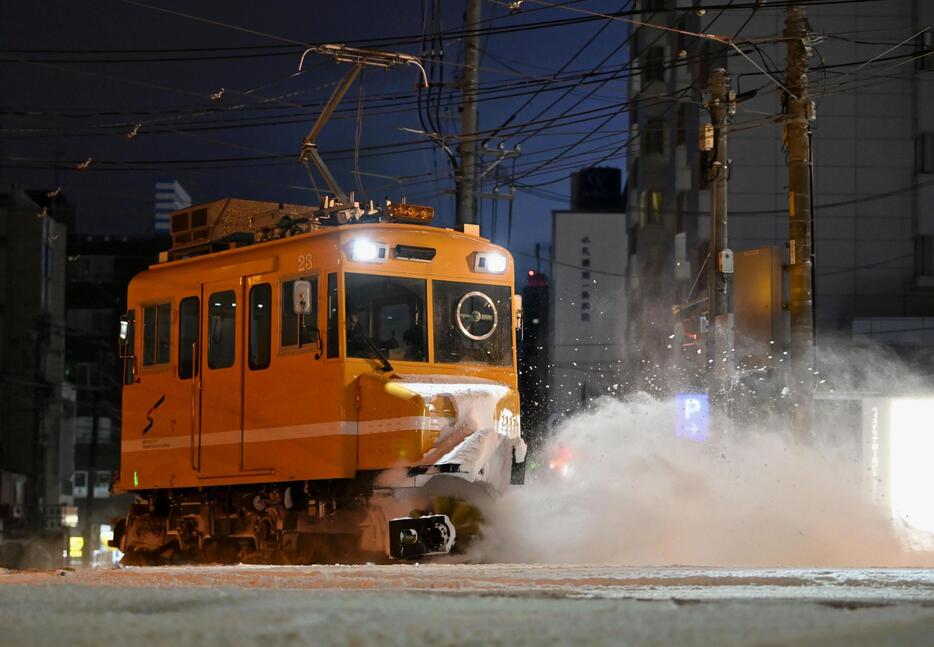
[{"x1": 485, "y1": 352, "x2": 934, "y2": 567}]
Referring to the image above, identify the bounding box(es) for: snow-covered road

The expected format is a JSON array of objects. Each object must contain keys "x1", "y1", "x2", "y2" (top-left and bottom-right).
[{"x1": 3, "y1": 565, "x2": 934, "y2": 645}]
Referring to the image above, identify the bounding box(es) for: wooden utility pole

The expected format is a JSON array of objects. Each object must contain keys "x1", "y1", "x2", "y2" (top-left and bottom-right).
[
  {"x1": 784, "y1": 5, "x2": 815, "y2": 438},
  {"x1": 706, "y1": 67, "x2": 735, "y2": 411},
  {"x1": 456, "y1": 0, "x2": 481, "y2": 226}
]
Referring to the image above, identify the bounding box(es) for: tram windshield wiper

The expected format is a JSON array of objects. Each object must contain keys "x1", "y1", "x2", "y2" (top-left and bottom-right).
[{"x1": 352, "y1": 327, "x2": 393, "y2": 372}]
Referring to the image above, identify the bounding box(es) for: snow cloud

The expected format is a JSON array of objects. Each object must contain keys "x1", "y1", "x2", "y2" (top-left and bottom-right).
[{"x1": 485, "y1": 392, "x2": 934, "y2": 567}]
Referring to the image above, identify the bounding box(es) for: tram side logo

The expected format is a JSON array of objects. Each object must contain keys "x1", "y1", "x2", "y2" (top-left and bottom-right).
[{"x1": 142, "y1": 395, "x2": 166, "y2": 435}]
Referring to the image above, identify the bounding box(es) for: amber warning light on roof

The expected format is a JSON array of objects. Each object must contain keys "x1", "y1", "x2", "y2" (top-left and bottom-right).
[{"x1": 387, "y1": 202, "x2": 435, "y2": 224}]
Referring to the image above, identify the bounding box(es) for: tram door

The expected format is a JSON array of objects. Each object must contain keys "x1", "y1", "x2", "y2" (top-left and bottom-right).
[
  {"x1": 241, "y1": 277, "x2": 276, "y2": 472},
  {"x1": 198, "y1": 278, "x2": 244, "y2": 476},
  {"x1": 240, "y1": 274, "x2": 320, "y2": 472}
]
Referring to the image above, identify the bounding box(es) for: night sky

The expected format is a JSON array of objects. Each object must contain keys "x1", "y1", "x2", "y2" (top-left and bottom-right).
[{"x1": 0, "y1": 0, "x2": 632, "y2": 282}]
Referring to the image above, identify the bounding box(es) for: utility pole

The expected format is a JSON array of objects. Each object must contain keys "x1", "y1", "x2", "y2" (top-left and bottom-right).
[
  {"x1": 705, "y1": 68, "x2": 735, "y2": 416},
  {"x1": 784, "y1": 5, "x2": 815, "y2": 439},
  {"x1": 456, "y1": 0, "x2": 481, "y2": 226}
]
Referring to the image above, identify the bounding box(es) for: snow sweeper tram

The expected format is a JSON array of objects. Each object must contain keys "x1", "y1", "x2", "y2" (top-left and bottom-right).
[{"x1": 111, "y1": 197, "x2": 526, "y2": 564}]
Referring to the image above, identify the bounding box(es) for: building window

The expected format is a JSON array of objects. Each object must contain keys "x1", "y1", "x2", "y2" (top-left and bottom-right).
[
  {"x1": 207, "y1": 290, "x2": 236, "y2": 369},
  {"x1": 916, "y1": 236, "x2": 934, "y2": 276},
  {"x1": 916, "y1": 133, "x2": 934, "y2": 174},
  {"x1": 676, "y1": 191, "x2": 689, "y2": 234},
  {"x1": 644, "y1": 118, "x2": 665, "y2": 155},
  {"x1": 94, "y1": 471, "x2": 111, "y2": 498},
  {"x1": 71, "y1": 362, "x2": 102, "y2": 388},
  {"x1": 916, "y1": 31, "x2": 934, "y2": 72},
  {"x1": 249, "y1": 284, "x2": 272, "y2": 369},
  {"x1": 641, "y1": 0, "x2": 665, "y2": 12},
  {"x1": 178, "y1": 296, "x2": 199, "y2": 379},
  {"x1": 641, "y1": 190, "x2": 663, "y2": 226},
  {"x1": 630, "y1": 39, "x2": 641, "y2": 80},
  {"x1": 72, "y1": 471, "x2": 87, "y2": 498},
  {"x1": 643, "y1": 47, "x2": 666, "y2": 85},
  {"x1": 676, "y1": 104, "x2": 688, "y2": 146},
  {"x1": 142, "y1": 302, "x2": 171, "y2": 366},
  {"x1": 675, "y1": 16, "x2": 687, "y2": 56},
  {"x1": 70, "y1": 471, "x2": 110, "y2": 499},
  {"x1": 75, "y1": 416, "x2": 113, "y2": 444},
  {"x1": 281, "y1": 278, "x2": 318, "y2": 348}
]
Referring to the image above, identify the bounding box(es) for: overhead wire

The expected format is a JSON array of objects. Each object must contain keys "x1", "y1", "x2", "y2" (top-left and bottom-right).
[
  {"x1": 509, "y1": 0, "x2": 744, "y2": 187},
  {"x1": 5, "y1": 0, "x2": 920, "y2": 228},
  {"x1": 8, "y1": 0, "x2": 845, "y2": 61},
  {"x1": 7, "y1": 11, "x2": 812, "y2": 146},
  {"x1": 3, "y1": 83, "x2": 698, "y2": 172},
  {"x1": 513, "y1": 0, "x2": 765, "y2": 190},
  {"x1": 481, "y1": 0, "x2": 636, "y2": 146}
]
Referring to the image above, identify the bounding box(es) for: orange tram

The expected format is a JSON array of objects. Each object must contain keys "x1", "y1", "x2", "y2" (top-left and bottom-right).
[{"x1": 111, "y1": 198, "x2": 526, "y2": 564}]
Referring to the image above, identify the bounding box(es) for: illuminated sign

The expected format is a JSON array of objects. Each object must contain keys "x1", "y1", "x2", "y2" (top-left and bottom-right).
[{"x1": 676, "y1": 393, "x2": 709, "y2": 441}]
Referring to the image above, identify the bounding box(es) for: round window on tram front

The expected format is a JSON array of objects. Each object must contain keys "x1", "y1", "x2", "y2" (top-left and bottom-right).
[{"x1": 455, "y1": 291, "x2": 498, "y2": 341}]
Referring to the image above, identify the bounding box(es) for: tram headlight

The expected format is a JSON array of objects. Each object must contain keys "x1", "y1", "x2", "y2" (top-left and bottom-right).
[
  {"x1": 350, "y1": 239, "x2": 387, "y2": 263},
  {"x1": 474, "y1": 252, "x2": 508, "y2": 274}
]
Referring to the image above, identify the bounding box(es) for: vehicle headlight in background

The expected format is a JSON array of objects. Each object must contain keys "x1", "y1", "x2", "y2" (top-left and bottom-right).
[
  {"x1": 350, "y1": 239, "x2": 388, "y2": 263},
  {"x1": 474, "y1": 252, "x2": 508, "y2": 274}
]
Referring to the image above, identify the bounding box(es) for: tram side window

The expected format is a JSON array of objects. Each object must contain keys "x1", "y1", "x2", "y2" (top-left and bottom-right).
[
  {"x1": 250, "y1": 283, "x2": 271, "y2": 369},
  {"x1": 207, "y1": 290, "x2": 236, "y2": 369},
  {"x1": 178, "y1": 297, "x2": 199, "y2": 379},
  {"x1": 327, "y1": 273, "x2": 339, "y2": 358},
  {"x1": 142, "y1": 302, "x2": 171, "y2": 366}
]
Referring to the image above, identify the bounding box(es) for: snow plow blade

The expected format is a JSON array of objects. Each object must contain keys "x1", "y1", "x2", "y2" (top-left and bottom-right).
[{"x1": 389, "y1": 514, "x2": 456, "y2": 560}]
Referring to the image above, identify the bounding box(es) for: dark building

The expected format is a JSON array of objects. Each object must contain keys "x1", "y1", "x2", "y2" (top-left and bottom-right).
[
  {"x1": 570, "y1": 167, "x2": 624, "y2": 212},
  {"x1": 0, "y1": 183, "x2": 74, "y2": 567},
  {"x1": 65, "y1": 233, "x2": 161, "y2": 562}
]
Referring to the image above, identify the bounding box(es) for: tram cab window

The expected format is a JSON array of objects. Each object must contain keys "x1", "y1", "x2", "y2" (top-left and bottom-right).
[
  {"x1": 178, "y1": 297, "x2": 199, "y2": 379},
  {"x1": 281, "y1": 277, "x2": 318, "y2": 349},
  {"x1": 207, "y1": 290, "x2": 236, "y2": 369},
  {"x1": 433, "y1": 281, "x2": 512, "y2": 366},
  {"x1": 345, "y1": 273, "x2": 427, "y2": 362},
  {"x1": 142, "y1": 302, "x2": 171, "y2": 367}
]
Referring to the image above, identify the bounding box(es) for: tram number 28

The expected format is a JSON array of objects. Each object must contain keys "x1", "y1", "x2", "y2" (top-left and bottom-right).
[{"x1": 297, "y1": 253, "x2": 313, "y2": 271}]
